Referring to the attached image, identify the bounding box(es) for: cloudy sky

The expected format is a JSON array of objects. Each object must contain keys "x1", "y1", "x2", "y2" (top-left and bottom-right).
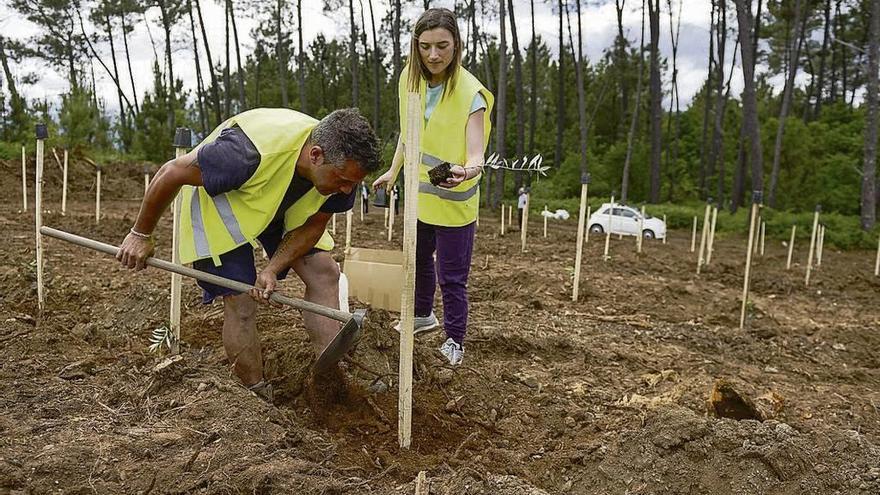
[{"x1": 1, "y1": 0, "x2": 794, "y2": 115}]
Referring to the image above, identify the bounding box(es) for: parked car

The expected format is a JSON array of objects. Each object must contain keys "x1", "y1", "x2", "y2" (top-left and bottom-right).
[{"x1": 588, "y1": 203, "x2": 666, "y2": 240}]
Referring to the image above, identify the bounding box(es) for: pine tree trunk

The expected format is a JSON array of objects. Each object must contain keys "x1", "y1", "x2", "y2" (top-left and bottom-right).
[
  {"x1": 157, "y1": 0, "x2": 176, "y2": 130},
  {"x1": 228, "y1": 0, "x2": 246, "y2": 110},
  {"x1": 508, "y1": 0, "x2": 524, "y2": 190},
  {"x1": 699, "y1": 1, "x2": 715, "y2": 199},
  {"x1": 528, "y1": 0, "x2": 537, "y2": 155},
  {"x1": 664, "y1": 0, "x2": 682, "y2": 202},
  {"x1": 187, "y1": 0, "x2": 207, "y2": 133},
  {"x1": 224, "y1": 1, "x2": 232, "y2": 117},
  {"x1": 104, "y1": 14, "x2": 129, "y2": 150},
  {"x1": 648, "y1": 0, "x2": 662, "y2": 202},
  {"x1": 368, "y1": 0, "x2": 380, "y2": 136},
  {"x1": 297, "y1": 0, "x2": 307, "y2": 112},
  {"x1": 861, "y1": 0, "x2": 879, "y2": 230},
  {"x1": 494, "y1": 0, "x2": 507, "y2": 208},
  {"x1": 616, "y1": 0, "x2": 629, "y2": 139},
  {"x1": 194, "y1": 0, "x2": 221, "y2": 123},
  {"x1": 277, "y1": 0, "x2": 289, "y2": 107},
  {"x1": 813, "y1": 0, "x2": 832, "y2": 118},
  {"x1": 621, "y1": 0, "x2": 646, "y2": 203},
  {"x1": 768, "y1": 0, "x2": 806, "y2": 208},
  {"x1": 469, "y1": 0, "x2": 478, "y2": 73},
  {"x1": 709, "y1": 0, "x2": 726, "y2": 205},
  {"x1": 555, "y1": 0, "x2": 564, "y2": 174},
  {"x1": 574, "y1": 0, "x2": 588, "y2": 182},
  {"x1": 393, "y1": 0, "x2": 402, "y2": 77},
  {"x1": 349, "y1": 0, "x2": 358, "y2": 106},
  {"x1": 119, "y1": 14, "x2": 140, "y2": 115},
  {"x1": 734, "y1": 0, "x2": 764, "y2": 195}
]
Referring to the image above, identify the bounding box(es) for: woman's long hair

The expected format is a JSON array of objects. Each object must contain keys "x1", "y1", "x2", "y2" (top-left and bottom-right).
[{"x1": 406, "y1": 8, "x2": 463, "y2": 98}]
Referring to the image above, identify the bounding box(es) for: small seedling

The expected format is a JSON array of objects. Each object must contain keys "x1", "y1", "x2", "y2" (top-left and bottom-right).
[{"x1": 148, "y1": 325, "x2": 176, "y2": 353}]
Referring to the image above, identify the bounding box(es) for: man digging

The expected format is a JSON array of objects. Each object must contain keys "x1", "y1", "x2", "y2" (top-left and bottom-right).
[{"x1": 116, "y1": 108, "x2": 381, "y2": 401}]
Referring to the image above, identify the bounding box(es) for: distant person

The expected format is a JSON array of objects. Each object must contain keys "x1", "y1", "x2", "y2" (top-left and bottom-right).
[
  {"x1": 360, "y1": 182, "x2": 369, "y2": 215},
  {"x1": 391, "y1": 183, "x2": 401, "y2": 216},
  {"x1": 116, "y1": 108, "x2": 380, "y2": 400},
  {"x1": 372, "y1": 8, "x2": 493, "y2": 366}
]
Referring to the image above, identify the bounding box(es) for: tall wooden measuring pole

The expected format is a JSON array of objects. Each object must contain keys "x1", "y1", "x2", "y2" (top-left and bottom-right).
[
  {"x1": 35, "y1": 124, "x2": 48, "y2": 313},
  {"x1": 603, "y1": 195, "x2": 614, "y2": 261},
  {"x1": 170, "y1": 128, "x2": 191, "y2": 355},
  {"x1": 740, "y1": 191, "x2": 762, "y2": 329},
  {"x1": 572, "y1": 174, "x2": 590, "y2": 302},
  {"x1": 786, "y1": 225, "x2": 797, "y2": 270},
  {"x1": 398, "y1": 93, "x2": 421, "y2": 449}
]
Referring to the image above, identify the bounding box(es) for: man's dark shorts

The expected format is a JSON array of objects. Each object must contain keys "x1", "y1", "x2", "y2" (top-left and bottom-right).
[{"x1": 192, "y1": 221, "x2": 324, "y2": 304}]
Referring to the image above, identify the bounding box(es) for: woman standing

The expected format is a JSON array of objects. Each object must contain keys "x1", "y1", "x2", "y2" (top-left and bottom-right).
[{"x1": 373, "y1": 8, "x2": 493, "y2": 366}]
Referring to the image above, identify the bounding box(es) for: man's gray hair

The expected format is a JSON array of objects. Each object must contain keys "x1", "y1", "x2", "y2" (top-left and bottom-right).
[{"x1": 310, "y1": 108, "x2": 381, "y2": 173}]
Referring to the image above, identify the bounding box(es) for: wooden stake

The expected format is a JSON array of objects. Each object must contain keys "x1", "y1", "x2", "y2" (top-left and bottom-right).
[
  {"x1": 170, "y1": 128, "x2": 190, "y2": 355},
  {"x1": 520, "y1": 193, "x2": 530, "y2": 252},
  {"x1": 61, "y1": 149, "x2": 68, "y2": 216},
  {"x1": 874, "y1": 233, "x2": 880, "y2": 276},
  {"x1": 706, "y1": 207, "x2": 718, "y2": 265},
  {"x1": 816, "y1": 225, "x2": 824, "y2": 268},
  {"x1": 387, "y1": 189, "x2": 395, "y2": 242},
  {"x1": 345, "y1": 209, "x2": 352, "y2": 254},
  {"x1": 585, "y1": 205, "x2": 591, "y2": 244},
  {"x1": 398, "y1": 93, "x2": 421, "y2": 449},
  {"x1": 696, "y1": 203, "x2": 711, "y2": 274},
  {"x1": 690, "y1": 216, "x2": 697, "y2": 252},
  {"x1": 359, "y1": 186, "x2": 365, "y2": 222},
  {"x1": 662, "y1": 214, "x2": 667, "y2": 244},
  {"x1": 786, "y1": 225, "x2": 796, "y2": 270},
  {"x1": 739, "y1": 195, "x2": 761, "y2": 329},
  {"x1": 22, "y1": 145, "x2": 27, "y2": 211},
  {"x1": 603, "y1": 196, "x2": 614, "y2": 262},
  {"x1": 805, "y1": 207, "x2": 820, "y2": 287},
  {"x1": 500, "y1": 204, "x2": 505, "y2": 236},
  {"x1": 414, "y1": 471, "x2": 429, "y2": 495},
  {"x1": 759, "y1": 221, "x2": 766, "y2": 256},
  {"x1": 332, "y1": 212, "x2": 337, "y2": 236},
  {"x1": 543, "y1": 205, "x2": 548, "y2": 238},
  {"x1": 95, "y1": 166, "x2": 102, "y2": 224},
  {"x1": 508, "y1": 202, "x2": 512, "y2": 226},
  {"x1": 572, "y1": 182, "x2": 589, "y2": 302},
  {"x1": 35, "y1": 128, "x2": 46, "y2": 312},
  {"x1": 636, "y1": 205, "x2": 645, "y2": 254}
]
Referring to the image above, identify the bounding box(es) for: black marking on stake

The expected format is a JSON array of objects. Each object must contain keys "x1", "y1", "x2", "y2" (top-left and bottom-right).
[
  {"x1": 35, "y1": 123, "x2": 48, "y2": 140},
  {"x1": 173, "y1": 128, "x2": 192, "y2": 148}
]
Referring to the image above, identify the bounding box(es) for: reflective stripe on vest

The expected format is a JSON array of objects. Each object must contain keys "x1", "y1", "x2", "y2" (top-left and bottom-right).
[{"x1": 189, "y1": 189, "x2": 248, "y2": 259}]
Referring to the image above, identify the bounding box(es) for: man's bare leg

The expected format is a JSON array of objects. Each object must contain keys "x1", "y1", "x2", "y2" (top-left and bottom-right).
[
  {"x1": 222, "y1": 293, "x2": 263, "y2": 386},
  {"x1": 292, "y1": 252, "x2": 341, "y2": 355}
]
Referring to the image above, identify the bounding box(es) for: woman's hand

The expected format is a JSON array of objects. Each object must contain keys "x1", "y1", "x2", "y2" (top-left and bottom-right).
[
  {"x1": 439, "y1": 165, "x2": 469, "y2": 188},
  {"x1": 372, "y1": 169, "x2": 393, "y2": 191}
]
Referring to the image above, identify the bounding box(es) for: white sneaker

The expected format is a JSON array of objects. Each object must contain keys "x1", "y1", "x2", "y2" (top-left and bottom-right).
[
  {"x1": 394, "y1": 312, "x2": 440, "y2": 335},
  {"x1": 439, "y1": 338, "x2": 464, "y2": 366}
]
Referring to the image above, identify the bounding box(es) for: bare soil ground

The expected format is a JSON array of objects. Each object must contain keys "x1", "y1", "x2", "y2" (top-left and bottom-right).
[{"x1": 2, "y1": 159, "x2": 879, "y2": 494}]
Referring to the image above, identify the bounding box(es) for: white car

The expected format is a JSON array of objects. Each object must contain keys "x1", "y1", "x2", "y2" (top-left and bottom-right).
[{"x1": 588, "y1": 203, "x2": 666, "y2": 240}]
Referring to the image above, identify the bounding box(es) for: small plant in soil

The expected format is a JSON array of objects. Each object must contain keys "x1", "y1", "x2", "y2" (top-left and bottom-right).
[{"x1": 148, "y1": 325, "x2": 176, "y2": 354}]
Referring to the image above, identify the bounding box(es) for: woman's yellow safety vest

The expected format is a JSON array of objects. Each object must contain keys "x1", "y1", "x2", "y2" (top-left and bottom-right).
[
  {"x1": 398, "y1": 67, "x2": 494, "y2": 227},
  {"x1": 178, "y1": 108, "x2": 335, "y2": 266}
]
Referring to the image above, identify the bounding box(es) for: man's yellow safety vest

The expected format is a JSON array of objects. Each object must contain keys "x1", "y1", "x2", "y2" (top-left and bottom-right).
[
  {"x1": 178, "y1": 108, "x2": 335, "y2": 266},
  {"x1": 398, "y1": 67, "x2": 494, "y2": 227}
]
